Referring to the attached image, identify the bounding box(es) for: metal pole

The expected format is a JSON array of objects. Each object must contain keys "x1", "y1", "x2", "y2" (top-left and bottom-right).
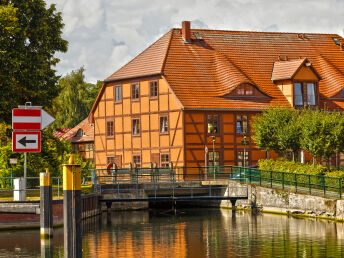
[
  {"x1": 243, "y1": 132, "x2": 247, "y2": 169},
  {"x1": 24, "y1": 152, "x2": 27, "y2": 199},
  {"x1": 212, "y1": 136, "x2": 215, "y2": 179}
]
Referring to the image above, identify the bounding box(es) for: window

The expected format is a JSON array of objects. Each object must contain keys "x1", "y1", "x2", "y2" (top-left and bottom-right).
[
  {"x1": 86, "y1": 144, "x2": 89, "y2": 151},
  {"x1": 237, "y1": 150, "x2": 249, "y2": 167},
  {"x1": 106, "y1": 121, "x2": 114, "y2": 137},
  {"x1": 73, "y1": 144, "x2": 78, "y2": 152},
  {"x1": 160, "y1": 116, "x2": 168, "y2": 133},
  {"x1": 107, "y1": 157, "x2": 115, "y2": 164},
  {"x1": 207, "y1": 115, "x2": 219, "y2": 134},
  {"x1": 307, "y1": 83, "x2": 316, "y2": 105},
  {"x1": 209, "y1": 151, "x2": 220, "y2": 167},
  {"x1": 342, "y1": 89, "x2": 344, "y2": 97},
  {"x1": 133, "y1": 155, "x2": 141, "y2": 167},
  {"x1": 76, "y1": 129, "x2": 84, "y2": 137},
  {"x1": 89, "y1": 144, "x2": 93, "y2": 151},
  {"x1": 150, "y1": 81, "x2": 158, "y2": 97},
  {"x1": 132, "y1": 119, "x2": 140, "y2": 135},
  {"x1": 161, "y1": 154, "x2": 170, "y2": 168},
  {"x1": 294, "y1": 83, "x2": 303, "y2": 106},
  {"x1": 132, "y1": 83, "x2": 139, "y2": 99},
  {"x1": 236, "y1": 83, "x2": 254, "y2": 96},
  {"x1": 115, "y1": 86, "x2": 122, "y2": 101},
  {"x1": 236, "y1": 115, "x2": 248, "y2": 134}
]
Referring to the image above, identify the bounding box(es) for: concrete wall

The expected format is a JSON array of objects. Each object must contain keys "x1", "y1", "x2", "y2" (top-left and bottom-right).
[{"x1": 221, "y1": 180, "x2": 344, "y2": 220}]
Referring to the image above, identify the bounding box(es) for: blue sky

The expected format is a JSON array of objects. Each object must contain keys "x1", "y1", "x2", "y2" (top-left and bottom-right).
[{"x1": 46, "y1": 0, "x2": 344, "y2": 83}]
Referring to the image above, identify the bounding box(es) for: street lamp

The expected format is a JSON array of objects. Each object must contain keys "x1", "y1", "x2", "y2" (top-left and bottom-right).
[
  {"x1": 211, "y1": 136, "x2": 216, "y2": 179},
  {"x1": 243, "y1": 131, "x2": 247, "y2": 168}
]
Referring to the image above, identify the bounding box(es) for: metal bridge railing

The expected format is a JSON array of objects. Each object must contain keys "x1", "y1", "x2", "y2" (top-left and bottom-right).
[{"x1": 89, "y1": 165, "x2": 342, "y2": 199}]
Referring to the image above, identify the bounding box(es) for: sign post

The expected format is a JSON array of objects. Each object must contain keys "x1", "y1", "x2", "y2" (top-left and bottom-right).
[{"x1": 12, "y1": 102, "x2": 55, "y2": 200}]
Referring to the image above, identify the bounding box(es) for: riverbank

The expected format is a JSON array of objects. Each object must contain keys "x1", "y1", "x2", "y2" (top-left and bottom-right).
[{"x1": 220, "y1": 180, "x2": 344, "y2": 222}]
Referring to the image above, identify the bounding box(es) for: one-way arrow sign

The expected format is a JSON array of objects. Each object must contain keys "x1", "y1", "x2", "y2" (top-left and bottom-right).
[
  {"x1": 12, "y1": 131, "x2": 41, "y2": 152},
  {"x1": 18, "y1": 136, "x2": 37, "y2": 147}
]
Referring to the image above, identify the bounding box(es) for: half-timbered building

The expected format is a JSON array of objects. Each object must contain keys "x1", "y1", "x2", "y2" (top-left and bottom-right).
[{"x1": 90, "y1": 21, "x2": 344, "y2": 169}]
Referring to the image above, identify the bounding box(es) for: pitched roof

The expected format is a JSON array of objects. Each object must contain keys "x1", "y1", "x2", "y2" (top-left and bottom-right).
[
  {"x1": 53, "y1": 128, "x2": 72, "y2": 139},
  {"x1": 98, "y1": 25, "x2": 344, "y2": 112},
  {"x1": 105, "y1": 30, "x2": 173, "y2": 82},
  {"x1": 54, "y1": 118, "x2": 94, "y2": 143},
  {"x1": 271, "y1": 58, "x2": 307, "y2": 81}
]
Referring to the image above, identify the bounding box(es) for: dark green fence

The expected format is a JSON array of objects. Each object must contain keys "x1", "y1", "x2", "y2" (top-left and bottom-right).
[
  {"x1": 176, "y1": 166, "x2": 342, "y2": 199},
  {"x1": 92, "y1": 165, "x2": 342, "y2": 199}
]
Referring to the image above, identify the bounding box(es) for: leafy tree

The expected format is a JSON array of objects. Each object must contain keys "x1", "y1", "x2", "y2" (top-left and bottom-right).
[
  {"x1": 252, "y1": 107, "x2": 301, "y2": 160},
  {"x1": 0, "y1": 0, "x2": 68, "y2": 124},
  {"x1": 52, "y1": 67, "x2": 102, "y2": 128},
  {"x1": 300, "y1": 109, "x2": 344, "y2": 170}
]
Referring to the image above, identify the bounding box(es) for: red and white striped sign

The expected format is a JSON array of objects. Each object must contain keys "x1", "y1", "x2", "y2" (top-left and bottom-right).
[{"x1": 12, "y1": 109, "x2": 41, "y2": 130}]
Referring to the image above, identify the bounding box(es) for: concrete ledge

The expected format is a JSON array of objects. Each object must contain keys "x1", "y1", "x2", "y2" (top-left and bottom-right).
[{"x1": 0, "y1": 203, "x2": 40, "y2": 214}]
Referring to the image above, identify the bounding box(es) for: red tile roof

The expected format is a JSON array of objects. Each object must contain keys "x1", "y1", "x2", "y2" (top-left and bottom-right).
[
  {"x1": 53, "y1": 128, "x2": 72, "y2": 139},
  {"x1": 54, "y1": 118, "x2": 94, "y2": 143},
  {"x1": 105, "y1": 30, "x2": 172, "y2": 82},
  {"x1": 98, "y1": 25, "x2": 344, "y2": 112},
  {"x1": 271, "y1": 58, "x2": 307, "y2": 81}
]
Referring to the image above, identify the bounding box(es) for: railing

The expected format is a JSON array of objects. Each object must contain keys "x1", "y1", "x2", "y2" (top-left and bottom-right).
[
  {"x1": 90, "y1": 165, "x2": 342, "y2": 199},
  {"x1": 92, "y1": 168, "x2": 248, "y2": 201},
  {"x1": 0, "y1": 177, "x2": 61, "y2": 199}
]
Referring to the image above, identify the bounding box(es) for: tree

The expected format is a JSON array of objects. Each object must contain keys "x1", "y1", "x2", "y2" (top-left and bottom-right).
[
  {"x1": 252, "y1": 107, "x2": 301, "y2": 160},
  {"x1": 300, "y1": 109, "x2": 344, "y2": 170},
  {"x1": 0, "y1": 0, "x2": 68, "y2": 124},
  {"x1": 52, "y1": 67, "x2": 102, "y2": 128}
]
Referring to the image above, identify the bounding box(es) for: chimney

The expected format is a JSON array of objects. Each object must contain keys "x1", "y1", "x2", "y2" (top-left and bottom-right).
[{"x1": 182, "y1": 21, "x2": 191, "y2": 43}]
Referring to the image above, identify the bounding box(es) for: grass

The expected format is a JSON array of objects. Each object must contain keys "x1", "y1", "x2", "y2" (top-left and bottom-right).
[{"x1": 0, "y1": 184, "x2": 94, "y2": 201}]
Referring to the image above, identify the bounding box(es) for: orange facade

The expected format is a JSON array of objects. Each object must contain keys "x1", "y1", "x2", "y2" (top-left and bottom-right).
[
  {"x1": 90, "y1": 21, "x2": 344, "y2": 169},
  {"x1": 93, "y1": 76, "x2": 184, "y2": 168}
]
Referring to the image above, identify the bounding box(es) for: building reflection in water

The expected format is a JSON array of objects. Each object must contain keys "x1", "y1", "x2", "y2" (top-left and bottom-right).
[
  {"x1": 0, "y1": 209, "x2": 344, "y2": 257},
  {"x1": 82, "y1": 209, "x2": 344, "y2": 258}
]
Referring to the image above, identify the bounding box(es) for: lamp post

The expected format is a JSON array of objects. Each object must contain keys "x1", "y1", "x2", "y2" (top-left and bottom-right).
[
  {"x1": 243, "y1": 131, "x2": 247, "y2": 168},
  {"x1": 211, "y1": 136, "x2": 216, "y2": 179}
]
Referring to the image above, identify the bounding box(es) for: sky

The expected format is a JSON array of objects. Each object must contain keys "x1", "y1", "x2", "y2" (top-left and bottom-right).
[{"x1": 46, "y1": 0, "x2": 344, "y2": 83}]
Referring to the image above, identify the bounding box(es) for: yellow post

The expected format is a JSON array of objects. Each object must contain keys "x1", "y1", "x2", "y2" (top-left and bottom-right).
[
  {"x1": 63, "y1": 155, "x2": 82, "y2": 257},
  {"x1": 40, "y1": 168, "x2": 53, "y2": 239}
]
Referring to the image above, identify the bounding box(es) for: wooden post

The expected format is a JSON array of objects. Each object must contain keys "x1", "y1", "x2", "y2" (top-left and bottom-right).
[
  {"x1": 63, "y1": 155, "x2": 82, "y2": 258},
  {"x1": 40, "y1": 168, "x2": 53, "y2": 239}
]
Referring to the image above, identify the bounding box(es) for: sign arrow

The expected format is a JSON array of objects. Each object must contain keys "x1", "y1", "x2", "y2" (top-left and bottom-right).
[
  {"x1": 41, "y1": 109, "x2": 55, "y2": 130},
  {"x1": 18, "y1": 136, "x2": 36, "y2": 147}
]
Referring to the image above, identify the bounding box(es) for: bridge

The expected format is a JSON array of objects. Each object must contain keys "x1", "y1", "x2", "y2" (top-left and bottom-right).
[{"x1": 91, "y1": 167, "x2": 249, "y2": 210}]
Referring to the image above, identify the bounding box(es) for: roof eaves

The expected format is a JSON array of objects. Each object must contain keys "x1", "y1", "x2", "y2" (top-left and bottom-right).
[
  {"x1": 104, "y1": 72, "x2": 163, "y2": 83},
  {"x1": 89, "y1": 82, "x2": 105, "y2": 123}
]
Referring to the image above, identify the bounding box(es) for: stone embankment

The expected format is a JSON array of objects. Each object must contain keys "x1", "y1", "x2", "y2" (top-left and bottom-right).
[{"x1": 221, "y1": 181, "x2": 344, "y2": 221}]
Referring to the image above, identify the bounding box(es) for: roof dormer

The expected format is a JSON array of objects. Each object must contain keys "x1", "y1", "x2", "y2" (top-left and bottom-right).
[{"x1": 272, "y1": 58, "x2": 320, "y2": 107}]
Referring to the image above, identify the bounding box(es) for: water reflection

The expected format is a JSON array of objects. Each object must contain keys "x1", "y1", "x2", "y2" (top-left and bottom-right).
[{"x1": 0, "y1": 209, "x2": 344, "y2": 257}]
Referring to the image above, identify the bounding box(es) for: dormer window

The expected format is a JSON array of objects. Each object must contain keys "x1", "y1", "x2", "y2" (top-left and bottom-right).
[
  {"x1": 307, "y1": 83, "x2": 316, "y2": 105},
  {"x1": 236, "y1": 83, "x2": 254, "y2": 96},
  {"x1": 294, "y1": 83, "x2": 303, "y2": 105},
  {"x1": 293, "y1": 82, "x2": 317, "y2": 106},
  {"x1": 76, "y1": 129, "x2": 85, "y2": 137}
]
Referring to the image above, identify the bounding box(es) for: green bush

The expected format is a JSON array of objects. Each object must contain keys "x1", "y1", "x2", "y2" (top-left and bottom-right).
[{"x1": 258, "y1": 158, "x2": 327, "y2": 175}]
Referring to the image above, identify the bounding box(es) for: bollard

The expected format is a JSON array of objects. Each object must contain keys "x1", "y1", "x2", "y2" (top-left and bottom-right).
[
  {"x1": 41, "y1": 238, "x2": 53, "y2": 258},
  {"x1": 40, "y1": 169, "x2": 53, "y2": 239},
  {"x1": 63, "y1": 155, "x2": 82, "y2": 258}
]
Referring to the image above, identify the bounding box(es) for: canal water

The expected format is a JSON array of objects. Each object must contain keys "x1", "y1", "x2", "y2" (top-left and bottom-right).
[{"x1": 1, "y1": 209, "x2": 344, "y2": 257}]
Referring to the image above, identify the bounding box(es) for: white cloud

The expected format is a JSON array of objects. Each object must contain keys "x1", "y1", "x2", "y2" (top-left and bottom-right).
[{"x1": 46, "y1": 0, "x2": 344, "y2": 83}]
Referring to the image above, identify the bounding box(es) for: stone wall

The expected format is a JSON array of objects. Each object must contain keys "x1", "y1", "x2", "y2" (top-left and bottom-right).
[{"x1": 221, "y1": 181, "x2": 344, "y2": 220}]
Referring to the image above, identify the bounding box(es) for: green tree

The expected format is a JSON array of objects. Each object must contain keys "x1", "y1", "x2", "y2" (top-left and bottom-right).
[
  {"x1": 300, "y1": 109, "x2": 344, "y2": 170},
  {"x1": 252, "y1": 107, "x2": 301, "y2": 160},
  {"x1": 52, "y1": 67, "x2": 102, "y2": 128},
  {"x1": 0, "y1": 0, "x2": 68, "y2": 124}
]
